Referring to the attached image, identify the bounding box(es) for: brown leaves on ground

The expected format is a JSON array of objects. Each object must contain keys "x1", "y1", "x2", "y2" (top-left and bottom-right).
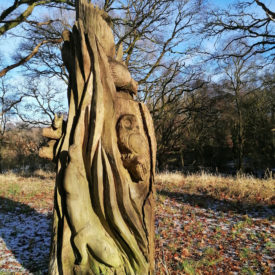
[
  {"x1": 155, "y1": 172, "x2": 275, "y2": 274},
  {"x1": 0, "y1": 171, "x2": 274, "y2": 274}
]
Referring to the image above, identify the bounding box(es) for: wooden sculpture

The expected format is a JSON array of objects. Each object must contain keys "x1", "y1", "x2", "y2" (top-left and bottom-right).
[{"x1": 40, "y1": 1, "x2": 156, "y2": 274}]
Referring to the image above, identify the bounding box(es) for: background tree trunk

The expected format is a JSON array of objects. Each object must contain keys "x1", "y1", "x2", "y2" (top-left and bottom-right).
[{"x1": 46, "y1": 1, "x2": 156, "y2": 274}]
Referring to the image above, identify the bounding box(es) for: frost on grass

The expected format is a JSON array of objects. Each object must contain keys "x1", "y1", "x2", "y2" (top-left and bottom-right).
[
  {"x1": 0, "y1": 202, "x2": 52, "y2": 273},
  {"x1": 0, "y1": 172, "x2": 274, "y2": 274},
  {"x1": 0, "y1": 172, "x2": 54, "y2": 274}
]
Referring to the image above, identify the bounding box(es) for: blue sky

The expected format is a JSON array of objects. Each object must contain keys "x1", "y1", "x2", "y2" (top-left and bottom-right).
[
  {"x1": 213, "y1": 0, "x2": 275, "y2": 9},
  {"x1": 1, "y1": 0, "x2": 274, "y2": 122},
  {"x1": 1, "y1": 0, "x2": 274, "y2": 66},
  {"x1": 1, "y1": 0, "x2": 274, "y2": 75}
]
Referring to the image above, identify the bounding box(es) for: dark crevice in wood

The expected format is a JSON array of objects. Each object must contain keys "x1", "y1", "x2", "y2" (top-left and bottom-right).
[
  {"x1": 102, "y1": 151, "x2": 139, "y2": 270},
  {"x1": 138, "y1": 102, "x2": 154, "y2": 261}
]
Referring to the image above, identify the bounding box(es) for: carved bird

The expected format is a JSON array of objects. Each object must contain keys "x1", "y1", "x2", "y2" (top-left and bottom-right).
[
  {"x1": 109, "y1": 59, "x2": 138, "y2": 95},
  {"x1": 117, "y1": 114, "x2": 149, "y2": 182}
]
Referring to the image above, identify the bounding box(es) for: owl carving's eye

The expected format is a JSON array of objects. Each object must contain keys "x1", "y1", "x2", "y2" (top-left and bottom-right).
[{"x1": 124, "y1": 119, "x2": 132, "y2": 128}]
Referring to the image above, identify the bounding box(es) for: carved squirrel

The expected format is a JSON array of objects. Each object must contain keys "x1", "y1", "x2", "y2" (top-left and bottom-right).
[{"x1": 62, "y1": 12, "x2": 138, "y2": 96}]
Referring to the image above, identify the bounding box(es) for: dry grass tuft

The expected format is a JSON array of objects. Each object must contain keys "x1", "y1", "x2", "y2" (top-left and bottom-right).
[
  {"x1": 32, "y1": 169, "x2": 55, "y2": 179},
  {"x1": 155, "y1": 171, "x2": 275, "y2": 205},
  {"x1": 0, "y1": 170, "x2": 274, "y2": 208},
  {"x1": 0, "y1": 170, "x2": 55, "y2": 209}
]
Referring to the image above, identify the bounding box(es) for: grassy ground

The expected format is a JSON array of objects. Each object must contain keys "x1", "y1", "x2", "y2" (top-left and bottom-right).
[
  {"x1": 0, "y1": 171, "x2": 274, "y2": 274},
  {"x1": 156, "y1": 171, "x2": 275, "y2": 206},
  {"x1": 155, "y1": 172, "x2": 274, "y2": 274},
  {"x1": 0, "y1": 170, "x2": 55, "y2": 211}
]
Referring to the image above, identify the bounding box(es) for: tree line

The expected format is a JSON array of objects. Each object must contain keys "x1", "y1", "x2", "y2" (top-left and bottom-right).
[{"x1": 0, "y1": 0, "x2": 274, "y2": 174}]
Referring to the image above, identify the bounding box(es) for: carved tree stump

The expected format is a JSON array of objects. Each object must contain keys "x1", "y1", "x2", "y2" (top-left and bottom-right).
[{"x1": 45, "y1": 1, "x2": 156, "y2": 274}]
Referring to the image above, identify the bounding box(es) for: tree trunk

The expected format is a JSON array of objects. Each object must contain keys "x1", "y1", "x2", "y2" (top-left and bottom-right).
[
  {"x1": 235, "y1": 88, "x2": 244, "y2": 173},
  {"x1": 43, "y1": 1, "x2": 156, "y2": 274}
]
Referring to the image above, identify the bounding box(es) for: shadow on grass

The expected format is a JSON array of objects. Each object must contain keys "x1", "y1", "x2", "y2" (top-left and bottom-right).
[
  {"x1": 0, "y1": 197, "x2": 52, "y2": 273},
  {"x1": 16, "y1": 171, "x2": 55, "y2": 180},
  {"x1": 157, "y1": 190, "x2": 275, "y2": 219}
]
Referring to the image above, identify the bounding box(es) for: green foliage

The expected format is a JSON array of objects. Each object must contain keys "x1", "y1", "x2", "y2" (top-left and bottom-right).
[
  {"x1": 241, "y1": 267, "x2": 256, "y2": 275},
  {"x1": 181, "y1": 260, "x2": 196, "y2": 275},
  {"x1": 7, "y1": 183, "x2": 20, "y2": 196}
]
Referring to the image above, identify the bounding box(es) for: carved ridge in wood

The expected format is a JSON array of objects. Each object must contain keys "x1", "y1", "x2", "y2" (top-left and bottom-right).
[{"x1": 47, "y1": 1, "x2": 156, "y2": 274}]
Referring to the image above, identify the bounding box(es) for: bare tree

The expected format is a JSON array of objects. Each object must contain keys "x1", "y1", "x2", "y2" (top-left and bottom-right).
[
  {"x1": 2, "y1": 0, "x2": 208, "y2": 170},
  {"x1": 15, "y1": 9, "x2": 74, "y2": 82},
  {"x1": 217, "y1": 47, "x2": 263, "y2": 172},
  {"x1": 9, "y1": 0, "x2": 207, "y2": 127},
  {"x1": 204, "y1": 0, "x2": 275, "y2": 60},
  {"x1": 14, "y1": 78, "x2": 66, "y2": 126},
  {"x1": 0, "y1": 77, "x2": 24, "y2": 172},
  {"x1": 16, "y1": 0, "x2": 206, "y2": 91},
  {"x1": 0, "y1": 77, "x2": 23, "y2": 135},
  {"x1": 0, "y1": 0, "x2": 75, "y2": 77},
  {"x1": 149, "y1": 66, "x2": 206, "y2": 169}
]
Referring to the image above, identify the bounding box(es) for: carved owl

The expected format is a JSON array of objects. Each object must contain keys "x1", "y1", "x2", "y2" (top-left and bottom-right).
[{"x1": 117, "y1": 115, "x2": 150, "y2": 182}]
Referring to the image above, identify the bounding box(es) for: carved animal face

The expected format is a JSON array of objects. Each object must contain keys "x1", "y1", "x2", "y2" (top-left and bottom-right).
[
  {"x1": 53, "y1": 114, "x2": 63, "y2": 129},
  {"x1": 117, "y1": 114, "x2": 150, "y2": 182},
  {"x1": 117, "y1": 114, "x2": 140, "y2": 154},
  {"x1": 118, "y1": 115, "x2": 139, "y2": 132}
]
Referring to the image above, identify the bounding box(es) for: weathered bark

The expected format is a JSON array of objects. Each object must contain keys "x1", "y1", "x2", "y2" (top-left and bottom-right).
[{"x1": 42, "y1": 1, "x2": 156, "y2": 274}]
